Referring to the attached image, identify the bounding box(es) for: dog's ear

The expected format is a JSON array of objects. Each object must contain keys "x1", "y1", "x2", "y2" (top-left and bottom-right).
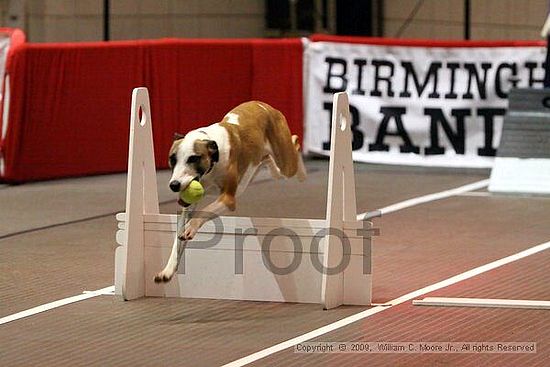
[
  {"x1": 173, "y1": 132, "x2": 185, "y2": 141},
  {"x1": 206, "y1": 140, "x2": 219, "y2": 162}
]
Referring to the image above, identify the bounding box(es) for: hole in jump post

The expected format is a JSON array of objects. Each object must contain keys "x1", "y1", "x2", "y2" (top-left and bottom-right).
[
  {"x1": 138, "y1": 105, "x2": 146, "y2": 126},
  {"x1": 340, "y1": 114, "x2": 347, "y2": 131}
]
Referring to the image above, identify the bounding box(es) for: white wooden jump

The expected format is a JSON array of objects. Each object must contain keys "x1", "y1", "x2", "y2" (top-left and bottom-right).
[{"x1": 114, "y1": 88, "x2": 374, "y2": 309}]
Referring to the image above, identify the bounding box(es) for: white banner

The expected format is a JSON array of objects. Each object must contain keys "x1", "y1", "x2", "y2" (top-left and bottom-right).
[
  {"x1": 304, "y1": 40, "x2": 546, "y2": 167},
  {"x1": 0, "y1": 34, "x2": 11, "y2": 99}
]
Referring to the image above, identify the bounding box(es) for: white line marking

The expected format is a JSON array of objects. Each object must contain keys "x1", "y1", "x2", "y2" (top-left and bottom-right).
[
  {"x1": 0, "y1": 286, "x2": 114, "y2": 326},
  {"x1": 82, "y1": 287, "x2": 115, "y2": 296},
  {"x1": 221, "y1": 240, "x2": 550, "y2": 367},
  {"x1": 357, "y1": 179, "x2": 490, "y2": 220},
  {"x1": 457, "y1": 191, "x2": 492, "y2": 197}
]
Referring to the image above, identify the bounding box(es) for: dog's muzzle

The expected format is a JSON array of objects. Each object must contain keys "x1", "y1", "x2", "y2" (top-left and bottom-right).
[
  {"x1": 173, "y1": 177, "x2": 201, "y2": 207},
  {"x1": 169, "y1": 180, "x2": 181, "y2": 192}
]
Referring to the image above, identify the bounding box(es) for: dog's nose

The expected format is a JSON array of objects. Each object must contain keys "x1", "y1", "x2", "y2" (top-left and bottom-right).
[{"x1": 169, "y1": 180, "x2": 181, "y2": 192}]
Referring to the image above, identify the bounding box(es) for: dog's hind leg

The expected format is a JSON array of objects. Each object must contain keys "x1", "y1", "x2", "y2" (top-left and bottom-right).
[
  {"x1": 296, "y1": 154, "x2": 307, "y2": 182},
  {"x1": 263, "y1": 155, "x2": 284, "y2": 180},
  {"x1": 292, "y1": 135, "x2": 307, "y2": 182}
]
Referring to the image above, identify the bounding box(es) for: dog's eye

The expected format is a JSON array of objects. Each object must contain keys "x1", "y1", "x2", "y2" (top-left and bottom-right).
[
  {"x1": 187, "y1": 155, "x2": 200, "y2": 164},
  {"x1": 169, "y1": 154, "x2": 177, "y2": 167}
]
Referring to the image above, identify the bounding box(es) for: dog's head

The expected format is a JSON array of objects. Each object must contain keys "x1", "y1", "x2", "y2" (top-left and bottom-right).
[{"x1": 168, "y1": 132, "x2": 219, "y2": 193}]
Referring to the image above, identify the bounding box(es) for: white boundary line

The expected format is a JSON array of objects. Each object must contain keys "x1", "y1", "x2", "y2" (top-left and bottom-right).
[
  {"x1": 222, "y1": 240, "x2": 550, "y2": 367},
  {"x1": 358, "y1": 179, "x2": 490, "y2": 220},
  {"x1": 0, "y1": 286, "x2": 114, "y2": 326}
]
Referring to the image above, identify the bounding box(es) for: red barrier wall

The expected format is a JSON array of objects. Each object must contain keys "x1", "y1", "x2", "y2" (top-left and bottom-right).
[{"x1": 0, "y1": 37, "x2": 303, "y2": 182}]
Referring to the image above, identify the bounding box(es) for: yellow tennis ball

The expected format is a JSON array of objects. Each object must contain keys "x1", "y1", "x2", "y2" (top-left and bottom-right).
[{"x1": 180, "y1": 180, "x2": 205, "y2": 204}]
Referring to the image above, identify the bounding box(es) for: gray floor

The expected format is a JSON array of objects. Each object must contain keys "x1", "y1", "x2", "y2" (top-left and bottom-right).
[{"x1": 1, "y1": 160, "x2": 549, "y2": 366}]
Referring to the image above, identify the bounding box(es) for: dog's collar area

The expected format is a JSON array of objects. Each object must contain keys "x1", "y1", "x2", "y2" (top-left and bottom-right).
[
  {"x1": 192, "y1": 156, "x2": 217, "y2": 181},
  {"x1": 195, "y1": 130, "x2": 218, "y2": 177},
  {"x1": 178, "y1": 198, "x2": 191, "y2": 207},
  {"x1": 204, "y1": 161, "x2": 215, "y2": 176}
]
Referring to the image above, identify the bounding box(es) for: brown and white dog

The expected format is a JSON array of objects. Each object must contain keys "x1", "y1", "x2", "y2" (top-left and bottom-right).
[{"x1": 154, "y1": 101, "x2": 306, "y2": 283}]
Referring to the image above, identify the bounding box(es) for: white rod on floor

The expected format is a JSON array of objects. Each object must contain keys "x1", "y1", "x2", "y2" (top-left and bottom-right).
[
  {"x1": 358, "y1": 179, "x2": 490, "y2": 220},
  {"x1": 413, "y1": 297, "x2": 550, "y2": 310}
]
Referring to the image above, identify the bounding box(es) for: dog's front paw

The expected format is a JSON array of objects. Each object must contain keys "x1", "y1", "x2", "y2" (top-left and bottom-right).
[
  {"x1": 154, "y1": 270, "x2": 174, "y2": 283},
  {"x1": 178, "y1": 220, "x2": 200, "y2": 241},
  {"x1": 179, "y1": 226, "x2": 197, "y2": 241}
]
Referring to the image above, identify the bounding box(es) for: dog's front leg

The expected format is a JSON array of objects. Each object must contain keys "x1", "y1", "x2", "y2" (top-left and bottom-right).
[
  {"x1": 154, "y1": 226, "x2": 186, "y2": 283},
  {"x1": 154, "y1": 195, "x2": 234, "y2": 282},
  {"x1": 180, "y1": 193, "x2": 235, "y2": 241}
]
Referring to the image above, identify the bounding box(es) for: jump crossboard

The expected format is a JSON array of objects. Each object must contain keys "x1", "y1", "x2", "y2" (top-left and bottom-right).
[{"x1": 116, "y1": 213, "x2": 375, "y2": 234}]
